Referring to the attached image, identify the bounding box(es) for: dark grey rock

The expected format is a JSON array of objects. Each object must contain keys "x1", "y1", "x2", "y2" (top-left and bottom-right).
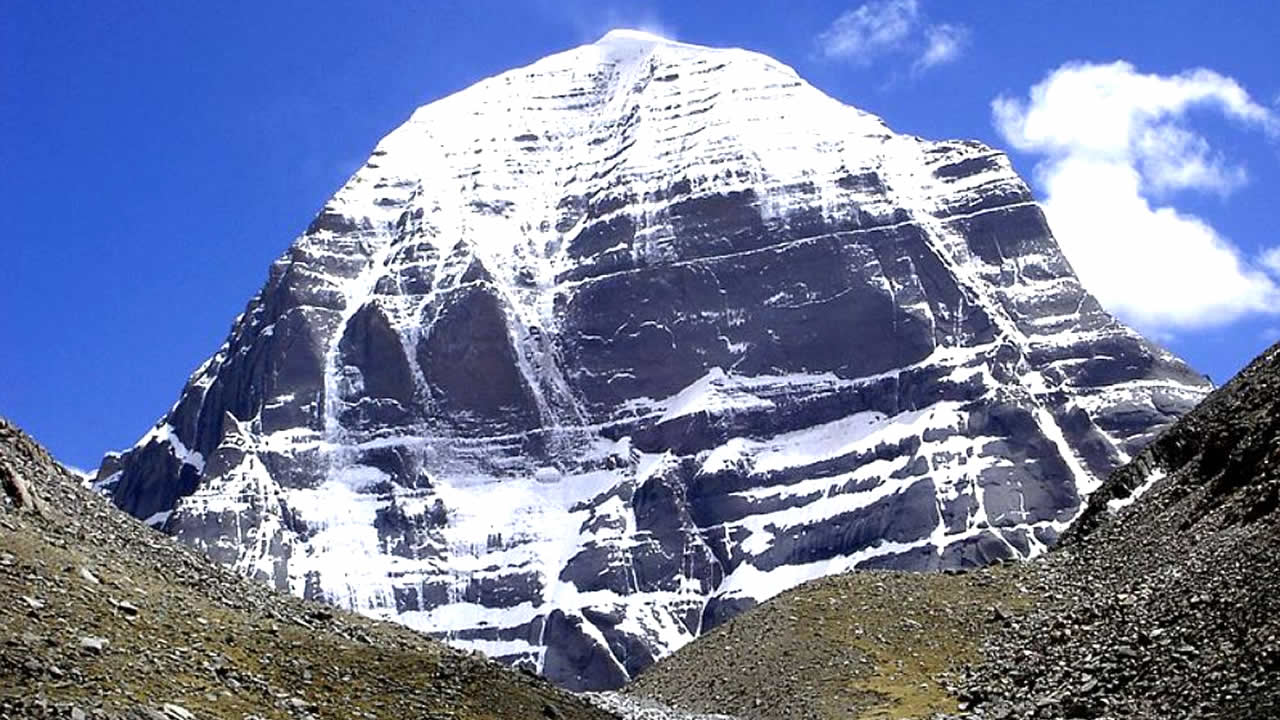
[{"x1": 541, "y1": 610, "x2": 630, "y2": 692}]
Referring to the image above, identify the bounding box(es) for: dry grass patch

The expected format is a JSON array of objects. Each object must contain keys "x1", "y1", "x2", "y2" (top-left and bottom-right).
[{"x1": 628, "y1": 566, "x2": 1037, "y2": 720}]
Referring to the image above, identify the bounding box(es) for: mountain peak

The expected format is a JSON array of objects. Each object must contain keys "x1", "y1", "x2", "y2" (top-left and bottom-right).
[
  {"x1": 595, "y1": 28, "x2": 675, "y2": 46},
  {"x1": 588, "y1": 27, "x2": 698, "y2": 67},
  {"x1": 98, "y1": 32, "x2": 1210, "y2": 691}
]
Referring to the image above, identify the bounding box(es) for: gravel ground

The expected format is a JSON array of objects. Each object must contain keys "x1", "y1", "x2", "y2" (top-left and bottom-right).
[{"x1": 586, "y1": 692, "x2": 737, "y2": 719}]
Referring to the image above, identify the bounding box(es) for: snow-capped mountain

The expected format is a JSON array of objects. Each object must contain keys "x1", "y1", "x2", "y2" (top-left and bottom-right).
[{"x1": 95, "y1": 30, "x2": 1210, "y2": 690}]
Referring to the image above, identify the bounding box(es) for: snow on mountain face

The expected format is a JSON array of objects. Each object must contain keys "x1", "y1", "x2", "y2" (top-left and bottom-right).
[{"x1": 96, "y1": 30, "x2": 1210, "y2": 690}]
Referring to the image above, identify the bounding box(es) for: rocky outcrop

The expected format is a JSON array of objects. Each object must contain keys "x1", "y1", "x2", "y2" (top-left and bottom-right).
[
  {"x1": 95, "y1": 29, "x2": 1209, "y2": 689},
  {"x1": 1, "y1": 465, "x2": 43, "y2": 517}
]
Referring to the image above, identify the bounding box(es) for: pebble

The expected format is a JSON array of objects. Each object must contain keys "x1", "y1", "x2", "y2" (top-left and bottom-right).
[
  {"x1": 161, "y1": 704, "x2": 195, "y2": 720},
  {"x1": 79, "y1": 636, "x2": 109, "y2": 655}
]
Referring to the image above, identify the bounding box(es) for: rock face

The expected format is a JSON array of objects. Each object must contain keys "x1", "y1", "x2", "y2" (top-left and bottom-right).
[{"x1": 95, "y1": 30, "x2": 1209, "y2": 690}]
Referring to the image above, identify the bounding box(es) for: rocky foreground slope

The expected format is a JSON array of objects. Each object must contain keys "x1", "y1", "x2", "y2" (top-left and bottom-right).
[
  {"x1": 0, "y1": 418, "x2": 626, "y2": 720},
  {"x1": 628, "y1": 341, "x2": 1280, "y2": 720},
  {"x1": 95, "y1": 29, "x2": 1207, "y2": 689}
]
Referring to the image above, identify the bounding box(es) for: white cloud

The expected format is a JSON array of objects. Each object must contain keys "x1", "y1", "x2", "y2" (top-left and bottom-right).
[
  {"x1": 1263, "y1": 246, "x2": 1280, "y2": 276},
  {"x1": 818, "y1": 0, "x2": 918, "y2": 63},
  {"x1": 1134, "y1": 124, "x2": 1248, "y2": 195},
  {"x1": 533, "y1": 0, "x2": 676, "y2": 45},
  {"x1": 817, "y1": 0, "x2": 967, "y2": 72},
  {"x1": 915, "y1": 23, "x2": 969, "y2": 72},
  {"x1": 993, "y1": 61, "x2": 1280, "y2": 333}
]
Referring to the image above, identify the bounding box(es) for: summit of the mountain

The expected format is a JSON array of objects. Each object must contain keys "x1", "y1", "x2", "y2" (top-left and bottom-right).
[
  {"x1": 93, "y1": 33, "x2": 1209, "y2": 689},
  {"x1": 592, "y1": 28, "x2": 683, "y2": 54},
  {"x1": 598, "y1": 28, "x2": 672, "y2": 43}
]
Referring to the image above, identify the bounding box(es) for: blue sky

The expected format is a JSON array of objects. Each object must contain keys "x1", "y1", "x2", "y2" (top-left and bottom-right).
[{"x1": 3, "y1": 1, "x2": 1278, "y2": 470}]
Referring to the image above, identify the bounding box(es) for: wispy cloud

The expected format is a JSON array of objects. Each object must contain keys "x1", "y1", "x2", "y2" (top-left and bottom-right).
[
  {"x1": 529, "y1": 0, "x2": 676, "y2": 45},
  {"x1": 817, "y1": 0, "x2": 968, "y2": 73},
  {"x1": 993, "y1": 61, "x2": 1280, "y2": 334},
  {"x1": 914, "y1": 23, "x2": 969, "y2": 72},
  {"x1": 1262, "y1": 246, "x2": 1280, "y2": 276},
  {"x1": 817, "y1": 0, "x2": 918, "y2": 64}
]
